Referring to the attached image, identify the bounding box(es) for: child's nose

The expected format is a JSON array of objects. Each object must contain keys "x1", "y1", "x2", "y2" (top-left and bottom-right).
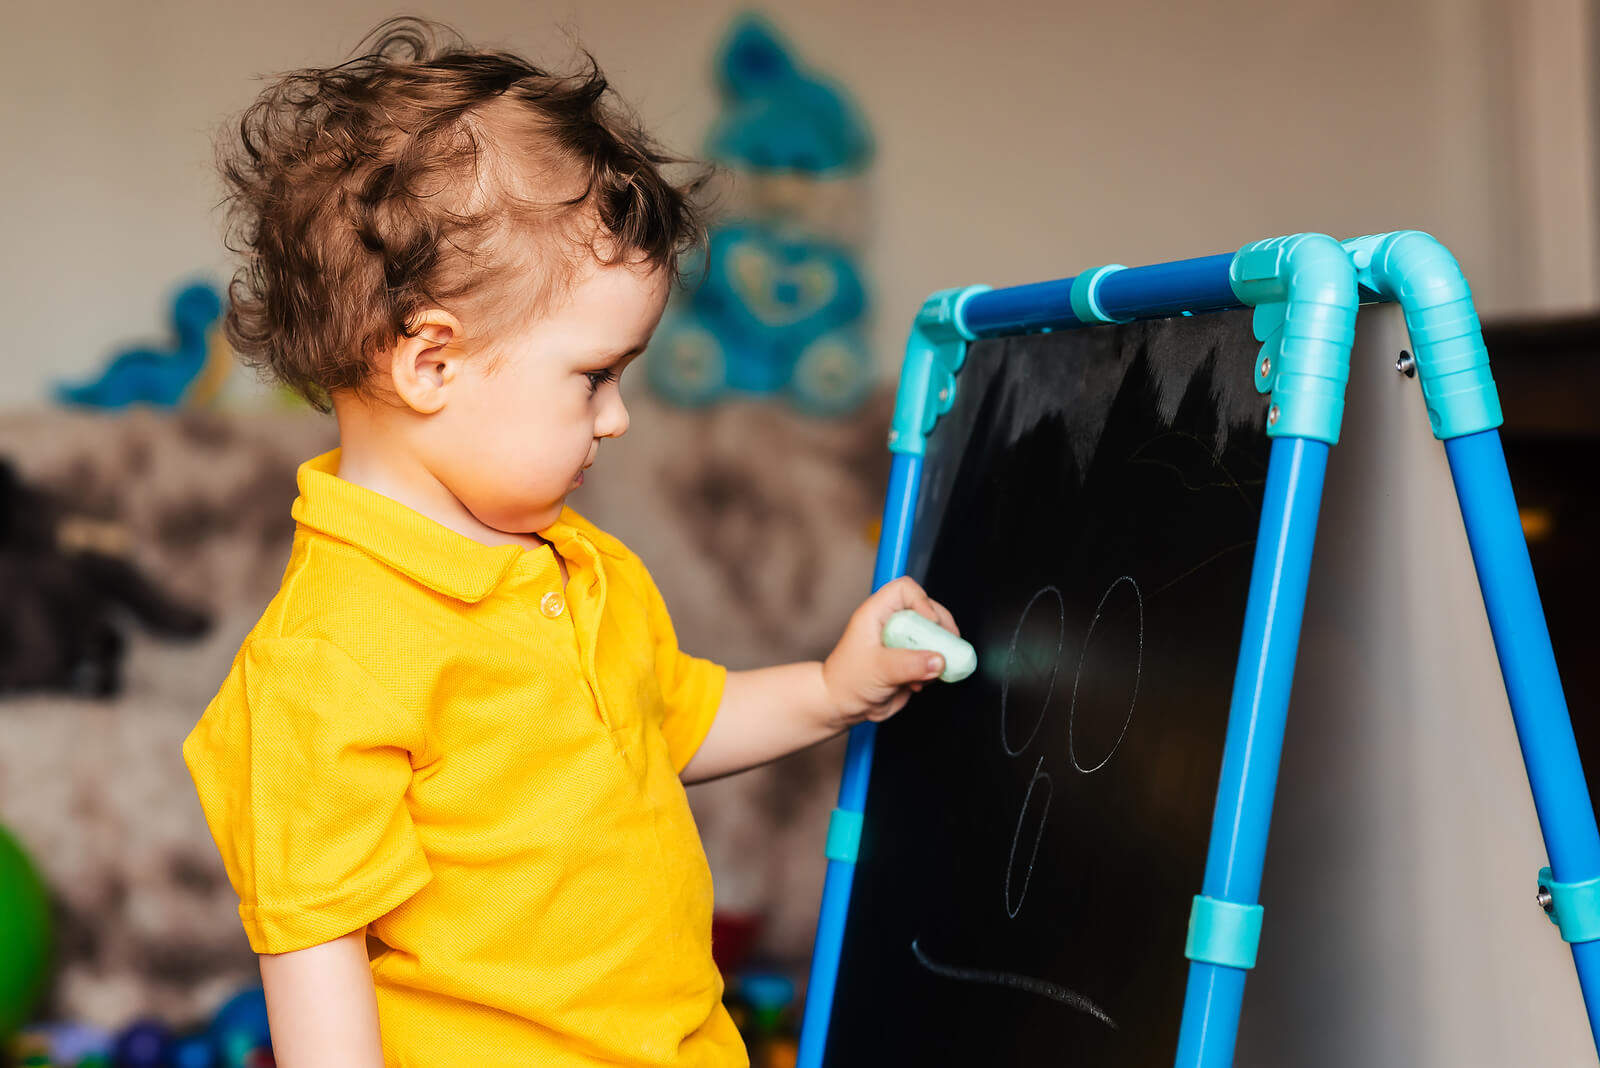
[{"x1": 599, "y1": 395, "x2": 630, "y2": 438}]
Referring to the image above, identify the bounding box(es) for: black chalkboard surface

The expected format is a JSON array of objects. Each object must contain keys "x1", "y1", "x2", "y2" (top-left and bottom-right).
[{"x1": 823, "y1": 310, "x2": 1270, "y2": 1066}]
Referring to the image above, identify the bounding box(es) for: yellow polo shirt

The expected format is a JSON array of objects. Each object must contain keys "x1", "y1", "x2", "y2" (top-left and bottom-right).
[{"x1": 183, "y1": 450, "x2": 746, "y2": 1067}]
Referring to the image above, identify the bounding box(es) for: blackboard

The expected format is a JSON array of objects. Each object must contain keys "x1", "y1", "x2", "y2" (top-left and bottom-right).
[{"x1": 823, "y1": 310, "x2": 1271, "y2": 1066}]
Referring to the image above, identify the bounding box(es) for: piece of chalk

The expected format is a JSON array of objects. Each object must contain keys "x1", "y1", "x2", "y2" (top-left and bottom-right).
[{"x1": 881, "y1": 609, "x2": 977, "y2": 683}]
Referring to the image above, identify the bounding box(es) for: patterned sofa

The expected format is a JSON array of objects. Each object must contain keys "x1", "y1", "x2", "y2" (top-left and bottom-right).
[{"x1": 0, "y1": 391, "x2": 889, "y2": 1028}]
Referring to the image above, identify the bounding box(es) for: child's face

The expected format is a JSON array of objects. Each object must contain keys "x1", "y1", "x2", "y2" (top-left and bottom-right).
[{"x1": 432, "y1": 258, "x2": 670, "y2": 535}]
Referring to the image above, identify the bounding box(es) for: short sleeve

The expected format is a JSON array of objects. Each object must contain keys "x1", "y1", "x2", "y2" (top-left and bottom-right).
[
  {"x1": 641, "y1": 570, "x2": 727, "y2": 774},
  {"x1": 182, "y1": 638, "x2": 432, "y2": 954}
]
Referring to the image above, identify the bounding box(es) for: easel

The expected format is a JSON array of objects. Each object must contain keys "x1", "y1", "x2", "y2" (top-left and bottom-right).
[{"x1": 796, "y1": 231, "x2": 1600, "y2": 1067}]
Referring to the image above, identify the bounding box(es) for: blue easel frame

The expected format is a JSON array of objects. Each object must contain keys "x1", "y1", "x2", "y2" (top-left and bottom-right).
[{"x1": 796, "y1": 231, "x2": 1600, "y2": 1067}]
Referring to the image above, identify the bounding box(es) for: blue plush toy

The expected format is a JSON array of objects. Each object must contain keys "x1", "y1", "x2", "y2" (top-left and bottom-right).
[
  {"x1": 707, "y1": 13, "x2": 872, "y2": 176},
  {"x1": 649, "y1": 15, "x2": 876, "y2": 416},
  {"x1": 57, "y1": 283, "x2": 226, "y2": 409},
  {"x1": 651, "y1": 224, "x2": 873, "y2": 414}
]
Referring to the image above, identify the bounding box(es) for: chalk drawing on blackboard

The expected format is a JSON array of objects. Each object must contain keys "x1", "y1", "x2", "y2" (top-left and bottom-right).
[
  {"x1": 1147, "y1": 539, "x2": 1256, "y2": 604},
  {"x1": 999, "y1": 585, "x2": 1066, "y2": 757},
  {"x1": 1127, "y1": 429, "x2": 1265, "y2": 504},
  {"x1": 909, "y1": 938, "x2": 1118, "y2": 1029},
  {"x1": 1068, "y1": 575, "x2": 1144, "y2": 774},
  {"x1": 1004, "y1": 755, "x2": 1052, "y2": 919}
]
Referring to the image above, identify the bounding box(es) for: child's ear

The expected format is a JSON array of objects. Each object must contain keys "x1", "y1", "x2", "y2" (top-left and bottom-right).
[{"x1": 386, "y1": 310, "x2": 463, "y2": 415}]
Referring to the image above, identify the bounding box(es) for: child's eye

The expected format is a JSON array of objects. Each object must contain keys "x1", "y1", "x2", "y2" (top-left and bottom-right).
[{"x1": 584, "y1": 368, "x2": 618, "y2": 392}]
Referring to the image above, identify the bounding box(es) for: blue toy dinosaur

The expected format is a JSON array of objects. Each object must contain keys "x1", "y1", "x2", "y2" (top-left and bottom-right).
[
  {"x1": 649, "y1": 14, "x2": 876, "y2": 416},
  {"x1": 57, "y1": 283, "x2": 226, "y2": 409}
]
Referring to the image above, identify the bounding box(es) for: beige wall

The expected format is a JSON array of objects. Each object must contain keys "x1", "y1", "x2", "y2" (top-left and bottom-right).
[
  {"x1": 1237, "y1": 307, "x2": 1594, "y2": 1066},
  {"x1": 2, "y1": 0, "x2": 1594, "y2": 408}
]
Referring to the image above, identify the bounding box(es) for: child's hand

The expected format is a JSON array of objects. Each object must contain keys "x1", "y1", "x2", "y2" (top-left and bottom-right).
[{"x1": 821, "y1": 577, "x2": 960, "y2": 727}]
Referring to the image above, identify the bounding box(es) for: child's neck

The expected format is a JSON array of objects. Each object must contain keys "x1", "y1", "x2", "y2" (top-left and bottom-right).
[{"x1": 332, "y1": 403, "x2": 558, "y2": 570}]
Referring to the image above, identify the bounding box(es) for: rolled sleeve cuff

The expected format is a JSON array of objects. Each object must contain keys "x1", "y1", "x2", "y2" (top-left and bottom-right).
[
  {"x1": 663, "y1": 656, "x2": 728, "y2": 775},
  {"x1": 240, "y1": 842, "x2": 432, "y2": 955}
]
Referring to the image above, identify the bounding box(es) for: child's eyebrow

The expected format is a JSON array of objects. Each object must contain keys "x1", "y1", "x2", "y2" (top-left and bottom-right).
[{"x1": 600, "y1": 343, "x2": 647, "y2": 364}]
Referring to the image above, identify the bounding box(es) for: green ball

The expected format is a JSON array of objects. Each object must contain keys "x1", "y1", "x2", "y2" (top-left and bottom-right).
[{"x1": 0, "y1": 824, "x2": 51, "y2": 1041}]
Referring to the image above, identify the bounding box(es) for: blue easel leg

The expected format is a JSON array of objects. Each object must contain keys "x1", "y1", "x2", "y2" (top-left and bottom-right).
[
  {"x1": 1174, "y1": 437, "x2": 1330, "y2": 1067},
  {"x1": 1445, "y1": 429, "x2": 1600, "y2": 1053},
  {"x1": 1176, "y1": 963, "x2": 1249, "y2": 1062},
  {"x1": 797, "y1": 452, "x2": 923, "y2": 1068},
  {"x1": 1576, "y1": 942, "x2": 1600, "y2": 1045},
  {"x1": 798, "y1": 761, "x2": 872, "y2": 1065}
]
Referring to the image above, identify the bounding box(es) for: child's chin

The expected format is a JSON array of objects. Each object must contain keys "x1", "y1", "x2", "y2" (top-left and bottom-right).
[{"x1": 478, "y1": 500, "x2": 564, "y2": 536}]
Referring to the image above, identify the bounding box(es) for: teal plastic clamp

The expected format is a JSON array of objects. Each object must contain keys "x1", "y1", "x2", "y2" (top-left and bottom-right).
[
  {"x1": 1537, "y1": 865, "x2": 1600, "y2": 944},
  {"x1": 1184, "y1": 895, "x2": 1265, "y2": 970},
  {"x1": 888, "y1": 285, "x2": 991, "y2": 456},
  {"x1": 1228, "y1": 233, "x2": 1359, "y2": 446},
  {"x1": 825, "y1": 808, "x2": 864, "y2": 863},
  {"x1": 1068, "y1": 264, "x2": 1130, "y2": 324},
  {"x1": 1341, "y1": 231, "x2": 1501, "y2": 440}
]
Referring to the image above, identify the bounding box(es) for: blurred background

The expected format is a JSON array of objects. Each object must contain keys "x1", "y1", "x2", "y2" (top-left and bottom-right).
[{"x1": 1, "y1": 1, "x2": 1597, "y2": 1065}]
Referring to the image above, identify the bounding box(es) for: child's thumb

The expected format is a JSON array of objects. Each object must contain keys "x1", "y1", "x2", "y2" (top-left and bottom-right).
[{"x1": 882, "y1": 647, "x2": 944, "y2": 687}]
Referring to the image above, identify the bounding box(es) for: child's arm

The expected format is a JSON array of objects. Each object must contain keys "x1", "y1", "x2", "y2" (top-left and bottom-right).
[
  {"x1": 258, "y1": 929, "x2": 385, "y2": 1067},
  {"x1": 681, "y1": 577, "x2": 957, "y2": 783}
]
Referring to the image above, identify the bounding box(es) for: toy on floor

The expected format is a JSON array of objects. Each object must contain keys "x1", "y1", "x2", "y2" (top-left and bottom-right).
[
  {"x1": 11, "y1": 1024, "x2": 107, "y2": 1067},
  {"x1": 709, "y1": 911, "x2": 764, "y2": 976},
  {"x1": 11, "y1": 988, "x2": 271, "y2": 1068},
  {"x1": 206, "y1": 989, "x2": 271, "y2": 1067},
  {"x1": 0, "y1": 825, "x2": 51, "y2": 1047},
  {"x1": 110, "y1": 1021, "x2": 167, "y2": 1068},
  {"x1": 648, "y1": 15, "x2": 876, "y2": 416},
  {"x1": 55, "y1": 284, "x2": 230, "y2": 410},
  {"x1": 0, "y1": 459, "x2": 210, "y2": 698},
  {"x1": 724, "y1": 969, "x2": 799, "y2": 1068}
]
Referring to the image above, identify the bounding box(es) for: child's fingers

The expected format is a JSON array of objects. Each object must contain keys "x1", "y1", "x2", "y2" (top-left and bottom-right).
[
  {"x1": 870, "y1": 577, "x2": 948, "y2": 632},
  {"x1": 869, "y1": 580, "x2": 962, "y2": 648},
  {"x1": 881, "y1": 646, "x2": 944, "y2": 688},
  {"x1": 865, "y1": 690, "x2": 914, "y2": 722},
  {"x1": 872, "y1": 576, "x2": 925, "y2": 616},
  {"x1": 925, "y1": 596, "x2": 959, "y2": 637}
]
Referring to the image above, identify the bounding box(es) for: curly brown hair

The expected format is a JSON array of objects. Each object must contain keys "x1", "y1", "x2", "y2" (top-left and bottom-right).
[{"x1": 219, "y1": 17, "x2": 707, "y2": 410}]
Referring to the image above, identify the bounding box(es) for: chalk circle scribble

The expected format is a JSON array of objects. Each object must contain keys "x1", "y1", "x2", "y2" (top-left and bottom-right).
[
  {"x1": 1068, "y1": 575, "x2": 1144, "y2": 774},
  {"x1": 1004, "y1": 756, "x2": 1051, "y2": 919},
  {"x1": 1000, "y1": 586, "x2": 1065, "y2": 757}
]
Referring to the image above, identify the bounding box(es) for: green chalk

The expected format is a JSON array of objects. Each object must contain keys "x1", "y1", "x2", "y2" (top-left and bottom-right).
[{"x1": 881, "y1": 609, "x2": 977, "y2": 683}]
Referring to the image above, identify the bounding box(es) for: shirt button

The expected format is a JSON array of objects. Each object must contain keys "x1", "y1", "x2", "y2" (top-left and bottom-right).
[{"x1": 540, "y1": 591, "x2": 565, "y2": 619}]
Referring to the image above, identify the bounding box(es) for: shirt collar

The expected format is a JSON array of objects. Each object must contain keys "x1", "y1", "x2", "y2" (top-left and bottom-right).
[{"x1": 290, "y1": 449, "x2": 586, "y2": 603}]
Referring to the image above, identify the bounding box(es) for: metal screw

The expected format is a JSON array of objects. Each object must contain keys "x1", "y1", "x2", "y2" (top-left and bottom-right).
[
  {"x1": 1395, "y1": 350, "x2": 1416, "y2": 378},
  {"x1": 1538, "y1": 885, "x2": 1556, "y2": 914},
  {"x1": 1259, "y1": 357, "x2": 1271, "y2": 378},
  {"x1": 887, "y1": 429, "x2": 899, "y2": 445},
  {"x1": 938, "y1": 387, "x2": 949, "y2": 403},
  {"x1": 1267, "y1": 405, "x2": 1280, "y2": 427}
]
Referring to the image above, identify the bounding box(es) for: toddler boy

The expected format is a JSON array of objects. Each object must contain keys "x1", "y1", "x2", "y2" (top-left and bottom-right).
[{"x1": 183, "y1": 18, "x2": 956, "y2": 1067}]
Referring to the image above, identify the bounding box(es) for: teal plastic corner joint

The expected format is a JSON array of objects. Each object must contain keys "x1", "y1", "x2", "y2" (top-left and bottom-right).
[
  {"x1": 1069, "y1": 264, "x2": 1130, "y2": 324},
  {"x1": 888, "y1": 285, "x2": 991, "y2": 456},
  {"x1": 1184, "y1": 895, "x2": 1265, "y2": 970},
  {"x1": 1342, "y1": 231, "x2": 1502, "y2": 440},
  {"x1": 825, "y1": 808, "x2": 865, "y2": 863},
  {"x1": 1228, "y1": 233, "x2": 1359, "y2": 445},
  {"x1": 1537, "y1": 865, "x2": 1600, "y2": 944}
]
